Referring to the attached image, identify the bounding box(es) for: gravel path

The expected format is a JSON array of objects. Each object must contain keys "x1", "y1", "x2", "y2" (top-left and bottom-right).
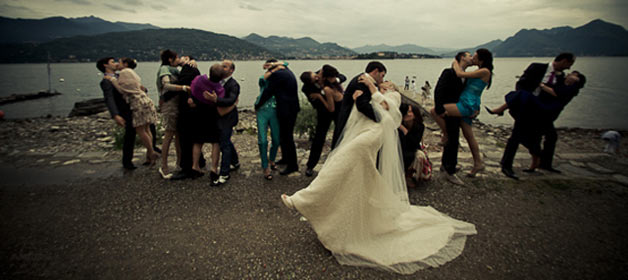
[
  {"x1": 2, "y1": 107, "x2": 628, "y2": 279},
  {"x1": 1, "y1": 162, "x2": 627, "y2": 279}
]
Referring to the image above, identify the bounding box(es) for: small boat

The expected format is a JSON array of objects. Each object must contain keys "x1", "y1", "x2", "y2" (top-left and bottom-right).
[{"x1": 59, "y1": 78, "x2": 65, "y2": 82}]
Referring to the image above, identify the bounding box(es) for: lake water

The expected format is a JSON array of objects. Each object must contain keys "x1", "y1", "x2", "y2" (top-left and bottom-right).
[{"x1": 1, "y1": 57, "x2": 627, "y2": 130}]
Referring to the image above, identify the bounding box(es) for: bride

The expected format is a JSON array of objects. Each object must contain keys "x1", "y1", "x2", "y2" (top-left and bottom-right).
[{"x1": 281, "y1": 75, "x2": 477, "y2": 274}]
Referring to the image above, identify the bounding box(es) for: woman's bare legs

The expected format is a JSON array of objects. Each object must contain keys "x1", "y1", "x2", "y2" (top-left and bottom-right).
[
  {"x1": 192, "y1": 143, "x2": 203, "y2": 172},
  {"x1": 161, "y1": 130, "x2": 176, "y2": 174},
  {"x1": 524, "y1": 154, "x2": 541, "y2": 172},
  {"x1": 443, "y1": 103, "x2": 463, "y2": 117},
  {"x1": 211, "y1": 143, "x2": 220, "y2": 174},
  {"x1": 487, "y1": 103, "x2": 508, "y2": 115},
  {"x1": 174, "y1": 132, "x2": 181, "y2": 168},
  {"x1": 137, "y1": 124, "x2": 158, "y2": 165},
  {"x1": 461, "y1": 122, "x2": 484, "y2": 177},
  {"x1": 430, "y1": 107, "x2": 448, "y2": 145}
]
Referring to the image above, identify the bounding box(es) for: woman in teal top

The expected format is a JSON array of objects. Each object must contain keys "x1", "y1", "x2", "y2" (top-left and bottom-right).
[
  {"x1": 255, "y1": 59, "x2": 286, "y2": 180},
  {"x1": 443, "y1": 48, "x2": 493, "y2": 177}
]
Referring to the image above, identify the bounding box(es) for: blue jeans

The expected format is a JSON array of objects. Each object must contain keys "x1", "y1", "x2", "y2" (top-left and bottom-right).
[
  {"x1": 219, "y1": 127, "x2": 239, "y2": 176},
  {"x1": 256, "y1": 107, "x2": 280, "y2": 169}
]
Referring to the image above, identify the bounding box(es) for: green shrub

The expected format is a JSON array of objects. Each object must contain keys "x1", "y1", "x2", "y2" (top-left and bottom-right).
[{"x1": 294, "y1": 100, "x2": 318, "y2": 141}]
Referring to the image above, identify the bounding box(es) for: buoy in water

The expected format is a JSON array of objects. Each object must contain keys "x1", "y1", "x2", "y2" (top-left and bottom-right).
[
  {"x1": 59, "y1": 78, "x2": 65, "y2": 82},
  {"x1": 0, "y1": 110, "x2": 5, "y2": 119}
]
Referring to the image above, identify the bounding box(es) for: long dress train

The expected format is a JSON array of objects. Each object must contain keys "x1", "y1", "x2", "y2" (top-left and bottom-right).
[{"x1": 287, "y1": 90, "x2": 476, "y2": 274}]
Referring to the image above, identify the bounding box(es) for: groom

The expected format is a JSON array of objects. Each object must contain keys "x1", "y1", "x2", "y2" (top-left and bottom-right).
[
  {"x1": 97, "y1": 57, "x2": 136, "y2": 170},
  {"x1": 500, "y1": 53, "x2": 575, "y2": 179},
  {"x1": 331, "y1": 61, "x2": 386, "y2": 149},
  {"x1": 434, "y1": 52, "x2": 472, "y2": 185}
]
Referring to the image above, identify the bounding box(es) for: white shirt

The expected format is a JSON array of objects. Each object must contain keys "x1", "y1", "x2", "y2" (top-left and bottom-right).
[
  {"x1": 220, "y1": 75, "x2": 232, "y2": 86},
  {"x1": 533, "y1": 63, "x2": 557, "y2": 96}
]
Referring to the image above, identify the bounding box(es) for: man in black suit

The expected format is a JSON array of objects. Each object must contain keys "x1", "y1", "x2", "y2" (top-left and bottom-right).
[
  {"x1": 331, "y1": 61, "x2": 386, "y2": 149},
  {"x1": 433, "y1": 52, "x2": 472, "y2": 185},
  {"x1": 300, "y1": 65, "x2": 347, "y2": 177},
  {"x1": 255, "y1": 64, "x2": 300, "y2": 175},
  {"x1": 97, "y1": 57, "x2": 137, "y2": 170},
  {"x1": 211, "y1": 59, "x2": 241, "y2": 185},
  {"x1": 500, "y1": 53, "x2": 575, "y2": 179}
]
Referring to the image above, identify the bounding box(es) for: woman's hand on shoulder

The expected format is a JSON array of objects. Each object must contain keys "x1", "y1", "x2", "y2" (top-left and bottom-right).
[
  {"x1": 186, "y1": 60, "x2": 198, "y2": 68},
  {"x1": 353, "y1": 90, "x2": 364, "y2": 101}
]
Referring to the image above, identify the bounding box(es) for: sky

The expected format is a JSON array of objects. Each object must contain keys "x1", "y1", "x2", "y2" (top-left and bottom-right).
[{"x1": 1, "y1": 0, "x2": 627, "y2": 49}]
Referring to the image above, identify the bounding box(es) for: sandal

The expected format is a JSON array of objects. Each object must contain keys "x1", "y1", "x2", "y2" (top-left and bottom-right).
[
  {"x1": 159, "y1": 167, "x2": 172, "y2": 179},
  {"x1": 264, "y1": 174, "x2": 273, "y2": 180}
]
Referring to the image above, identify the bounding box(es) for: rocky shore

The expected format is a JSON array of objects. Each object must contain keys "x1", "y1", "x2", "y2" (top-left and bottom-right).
[{"x1": 1, "y1": 99, "x2": 628, "y2": 279}]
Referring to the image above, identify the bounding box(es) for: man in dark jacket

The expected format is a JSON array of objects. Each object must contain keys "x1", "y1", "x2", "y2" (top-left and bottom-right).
[
  {"x1": 500, "y1": 53, "x2": 575, "y2": 179},
  {"x1": 97, "y1": 57, "x2": 136, "y2": 170},
  {"x1": 433, "y1": 52, "x2": 472, "y2": 185},
  {"x1": 256, "y1": 64, "x2": 300, "y2": 175},
  {"x1": 215, "y1": 60, "x2": 241, "y2": 185}
]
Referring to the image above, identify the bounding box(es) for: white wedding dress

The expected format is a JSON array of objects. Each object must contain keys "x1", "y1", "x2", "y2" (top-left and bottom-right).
[{"x1": 287, "y1": 89, "x2": 477, "y2": 274}]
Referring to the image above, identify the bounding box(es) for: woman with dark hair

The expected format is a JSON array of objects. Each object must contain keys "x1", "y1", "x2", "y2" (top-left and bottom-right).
[
  {"x1": 300, "y1": 64, "x2": 346, "y2": 176},
  {"x1": 398, "y1": 103, "x2": 426, "y2": 186},
  {"x1": 104, "y1": 57, "x2": 159, "y2": 165},
  {"x1": 156, "y1": 49, "x2": 190, "y2": 179},
  {"x1": 434, "y1": 48, "x2": 493, "y2": 177}
]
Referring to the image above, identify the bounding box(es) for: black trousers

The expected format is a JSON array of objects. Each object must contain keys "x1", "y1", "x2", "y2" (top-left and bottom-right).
[
  {"x1": 122, "y1": 117, "x2": 136, "y2": 167},
  {"x1": 177, "y1": 109, "x2": 204, "y2": 172},
  {"x1": 500, "y1": 120, "x2": 523, "y2": 170},
  {"x1": 150, "y1": 124, "x2": 158, "y2": 150},
  {"x1": 279, "y1": 114, "x2": 298, "y2": 169},
  {"x1": 441, "y1": 116, "x2": 461, "y2": 174},
  {"x1": 306, "y1": 108, "x2": 334, "y2": 169},
  {"x1": 539, "y1": 121, "x2": 558, "y2": 168}
]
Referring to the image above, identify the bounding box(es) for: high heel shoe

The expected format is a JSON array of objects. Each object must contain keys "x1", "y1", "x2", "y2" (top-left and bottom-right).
[
  {"x1": 467, "y1": 164, "x2": 486, "y2": 178},
  {"x1": 281, "y1": 194, "x2": 295, "y2": 210},
  {"x1": 485, "y1": 106, "x2": 503, "y2": 116}
]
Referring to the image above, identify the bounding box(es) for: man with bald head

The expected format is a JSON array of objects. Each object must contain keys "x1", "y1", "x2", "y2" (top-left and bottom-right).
[{"x1": 214, "y1": 60, "x2": 241, "y2": 186}]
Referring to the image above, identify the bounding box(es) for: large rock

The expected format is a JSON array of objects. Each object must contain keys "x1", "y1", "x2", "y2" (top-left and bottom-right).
[{"x1": 69, "y1": 98, "x2": 108, "y2": 117}]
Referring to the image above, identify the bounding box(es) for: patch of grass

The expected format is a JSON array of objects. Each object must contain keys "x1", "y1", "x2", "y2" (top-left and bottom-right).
[{"x1": 294, "y1": 100, "x2": 317, "y2": 141}]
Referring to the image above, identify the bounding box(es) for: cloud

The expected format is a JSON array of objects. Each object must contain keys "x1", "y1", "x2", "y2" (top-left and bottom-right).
[
  {"x1": 151, "y1": 4, "x2": 166, "y2": 11},
  {"x1": 0, "y1": 3, "x2": 42, "y2": 18},
  {"x1": 124, "y1": 0, "x2": 143, "y2": 6},
  {"x1": 2, "y1": 0, "x2": 626, "y2": 49},
  {"x1": 103, "y1": 3, "x2": 136, "y2": 14},
  {"x1": 53, "y1": 0, "x2": 92, "y2": 5},
  {"x1": 239, "y1": 3, "x2": 262, "y2": 11}
]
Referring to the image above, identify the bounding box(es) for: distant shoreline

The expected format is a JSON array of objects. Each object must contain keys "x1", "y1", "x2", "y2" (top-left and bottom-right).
[{"x1": 3, "y1": 55, "x2": 628, "y2": 64}]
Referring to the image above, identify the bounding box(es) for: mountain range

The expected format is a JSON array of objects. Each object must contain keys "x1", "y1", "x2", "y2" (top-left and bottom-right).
[
  {"x1": 352, "y1": 44, "x2": 439, "y2": 55},
  {"x1": 0, "y1": 28, "x2": 277, "y2": 63},
  {"x1": 352, "y1": 19, "x2": 628, "y2": 57},
  {"x1": 242, "y1": 33, "x2": 355, "y2": 58},
  {"x1": 0, "y1": 16, "x2": 626, "y2": 63},
  {"x1": 0, "y1": 15, "x2": 159, "y2": 44}
]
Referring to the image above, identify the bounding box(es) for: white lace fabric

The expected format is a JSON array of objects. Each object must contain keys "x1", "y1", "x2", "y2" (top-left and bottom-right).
[{"x1": 289, "y1": 90, "x2": 477, "y2": 274}]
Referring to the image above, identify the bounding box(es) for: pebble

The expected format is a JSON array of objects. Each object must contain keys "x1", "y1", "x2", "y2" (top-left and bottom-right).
[
  {"x1": 63, "y1": 159, "x2": 81, "y2": 165},
  {"x1": 613, "y1": 174, "x2": 628, "y2": 186}
]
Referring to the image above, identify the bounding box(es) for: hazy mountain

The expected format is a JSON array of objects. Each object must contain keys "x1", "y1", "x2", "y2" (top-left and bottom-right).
[
  {"x1": 441, "y1": 40, "x2": 504, "y2": 57},
  {"x1": 0, "y1": 15, "x2": 160, "y2": 44},
  {"x1": 353, "y1": 44, "x2": 438, "y2": 55},
  {"x1": 243, "y1": 33, "x2": 356, "y2": 58},
  {"x1": 0, "y1": 28, "x2": 278, "y2": 63},
  {"x1": 492, "y1": 19, "x2": 628, "y2": 57}
]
